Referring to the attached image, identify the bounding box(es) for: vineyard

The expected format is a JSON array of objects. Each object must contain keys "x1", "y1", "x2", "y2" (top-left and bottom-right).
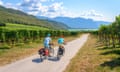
[
  {"x1": 0, "y1": 23, "x2": 78, "y2": 47},
  {"x1": 97, "y1": 15, "x2": 120, "y2": 48}
]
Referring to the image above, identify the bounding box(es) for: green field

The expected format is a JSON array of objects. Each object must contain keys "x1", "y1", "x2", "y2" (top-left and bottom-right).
[{"x1": 0, "y1": 23, "x2": 49, "y2": 30}]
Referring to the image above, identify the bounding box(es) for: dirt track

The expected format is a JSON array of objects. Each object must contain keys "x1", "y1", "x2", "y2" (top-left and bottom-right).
[{"x1": 0, "y1": 34, "x2": 89, "y2": 72}]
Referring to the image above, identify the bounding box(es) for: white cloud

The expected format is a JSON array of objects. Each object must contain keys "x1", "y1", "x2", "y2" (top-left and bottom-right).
[
  {"x1": 0, "y1": 0, "x2": 3, "y2": 5},
  {"x1": 40, "y1": 2, "x2": 76, "y2": 18},
  {"x1": 40, "y1": 0, "x2": 50, "y2": 2},
  {"x1": 20, "y1": 1, "x2": 67, "y2": 17},
  {"x1": 81, "y1": 10, "x2": 103, "y2": 17},
  {"x1": 40, "y1": 0, "x2": 55, "y2": 2},
  {"x1": 23, "y1": 0, "x2": 53, "y2": 3},
  {"x1": 79, "y1": 10, "x2": 111, "y2": 21},
  {"x1": 4, "y1": 3, "x2": 19, "y2": 10},
  {"x1": 49, "y1": 2, "x2": 64, "y2": 11}
]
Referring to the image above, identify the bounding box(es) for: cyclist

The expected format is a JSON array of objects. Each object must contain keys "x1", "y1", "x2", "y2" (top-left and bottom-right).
[
  {"x1": 44, "y1": 33, "x2": 52, "y2": 49},
  {"x1": 43, "y1": 33, "x2": 53, "y2": 56},
  {"x1": 57, "y1": 35, "x2": 65, "y2": 55}
]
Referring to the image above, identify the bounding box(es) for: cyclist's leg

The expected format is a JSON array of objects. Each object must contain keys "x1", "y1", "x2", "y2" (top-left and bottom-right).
[
  {"x1": 58, "y1": 44, "x2": 62, "y2": 55},
  {"x1": 60, "y1": 44, "x2": 65, "y2": 55}
]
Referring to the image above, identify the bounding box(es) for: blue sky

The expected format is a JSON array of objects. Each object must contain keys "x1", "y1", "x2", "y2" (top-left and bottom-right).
[{"x1": 0, "y1": 0, "x2": 119, "y2": 22}]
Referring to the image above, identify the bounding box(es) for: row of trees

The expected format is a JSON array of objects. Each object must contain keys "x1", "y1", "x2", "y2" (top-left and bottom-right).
[
  {"x1": 98, "y1": 15, "x2": 120, "y2": 48},
  {"x1": 0, "y1": 28, "x2": 78, "y2": 45}
]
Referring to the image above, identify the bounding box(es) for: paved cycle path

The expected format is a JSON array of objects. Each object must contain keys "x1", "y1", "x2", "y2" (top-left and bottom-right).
[{"x1": 0, "y1": 34, "x2": 89, "y2": 72}]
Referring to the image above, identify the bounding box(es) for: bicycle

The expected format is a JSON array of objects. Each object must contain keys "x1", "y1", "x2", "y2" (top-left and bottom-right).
[
  {"x1": 57, "y1": 45, "x2": 65, "y2": 60},
  {"x1": 38, "y1": 43, "x2": 54, "y2": 61}
]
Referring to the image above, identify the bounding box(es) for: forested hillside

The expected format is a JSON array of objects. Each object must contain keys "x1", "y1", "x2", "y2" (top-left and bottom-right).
[{"x1": 0, "y1": 5, "x2": 68, "y2": 30}]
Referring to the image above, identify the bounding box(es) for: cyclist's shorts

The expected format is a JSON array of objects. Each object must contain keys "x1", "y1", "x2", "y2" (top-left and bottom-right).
[{"x1": 44, "y1": 43, "x2": 50, "y2": 49}]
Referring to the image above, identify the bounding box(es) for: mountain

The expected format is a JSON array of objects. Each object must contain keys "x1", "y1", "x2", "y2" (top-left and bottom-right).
[
  {"x1": 0, "y1": 5, "x2": 69, "y2": 30},
  {"x1": 52, "y1": 17, "x2": 111, "y2": 29},
  {"x1": 37, "y1": 16, "x2": 111, "y2": 29}
]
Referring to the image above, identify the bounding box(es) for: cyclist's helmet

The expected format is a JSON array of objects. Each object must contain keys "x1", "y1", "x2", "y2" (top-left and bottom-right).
[{"x1": 47, "y1": 33, "x2": 51, "y2": 37}]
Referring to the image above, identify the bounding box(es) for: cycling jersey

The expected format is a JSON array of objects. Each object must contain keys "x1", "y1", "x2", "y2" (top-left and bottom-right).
[{"x1": 44, "y1": 37, "x2": 51, "y2": 48}]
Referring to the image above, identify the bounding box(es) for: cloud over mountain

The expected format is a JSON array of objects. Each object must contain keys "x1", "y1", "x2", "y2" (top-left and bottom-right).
[
  {"x1": 80, "y1": 10, "x2": 106, "y2": 21},
  {"x1": 81, "y1": 10, "x2": 103, "y2": 17}
]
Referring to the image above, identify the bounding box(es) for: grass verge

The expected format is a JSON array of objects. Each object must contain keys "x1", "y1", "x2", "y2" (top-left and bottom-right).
[{"x1": 64, "y1": 34, "x2": 120, "y2": 72}]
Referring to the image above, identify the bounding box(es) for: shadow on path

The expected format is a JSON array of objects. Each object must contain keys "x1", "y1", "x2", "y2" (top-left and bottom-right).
[
  {"x1": 32, "y1": 56, "x2": 60, "y2": 63},
  {"x1": 48, "y1": 57, "x2": 60, "y2": 62},
  {"x1": 32, "y1": 58, "x2": 42, "y2": 63}
]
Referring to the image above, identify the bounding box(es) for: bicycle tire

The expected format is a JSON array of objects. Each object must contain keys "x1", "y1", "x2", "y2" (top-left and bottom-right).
[{"x1": 49, "y1": 48, "x2": 54, "y2": 56}]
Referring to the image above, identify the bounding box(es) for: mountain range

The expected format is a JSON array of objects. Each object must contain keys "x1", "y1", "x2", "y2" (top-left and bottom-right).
[{"x1": 37, "y1": 16, "x2": 111, "y2": 29}]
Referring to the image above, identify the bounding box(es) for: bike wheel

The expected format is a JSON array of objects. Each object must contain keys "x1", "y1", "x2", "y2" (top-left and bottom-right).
[
  {"x1": 40, "y1": 54, "x2": 43, "y2": 62},
  {"x1": 49, "y1": 48, "x2": 54, "y2": 56},
  {"x1": 57, "y1": 48, "x2": 62, "y2": 60}
]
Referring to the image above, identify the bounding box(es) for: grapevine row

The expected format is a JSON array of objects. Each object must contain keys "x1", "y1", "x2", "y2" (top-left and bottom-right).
[{"x1": 0, "y1": 28, "x2": 78, "y2": 44}]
